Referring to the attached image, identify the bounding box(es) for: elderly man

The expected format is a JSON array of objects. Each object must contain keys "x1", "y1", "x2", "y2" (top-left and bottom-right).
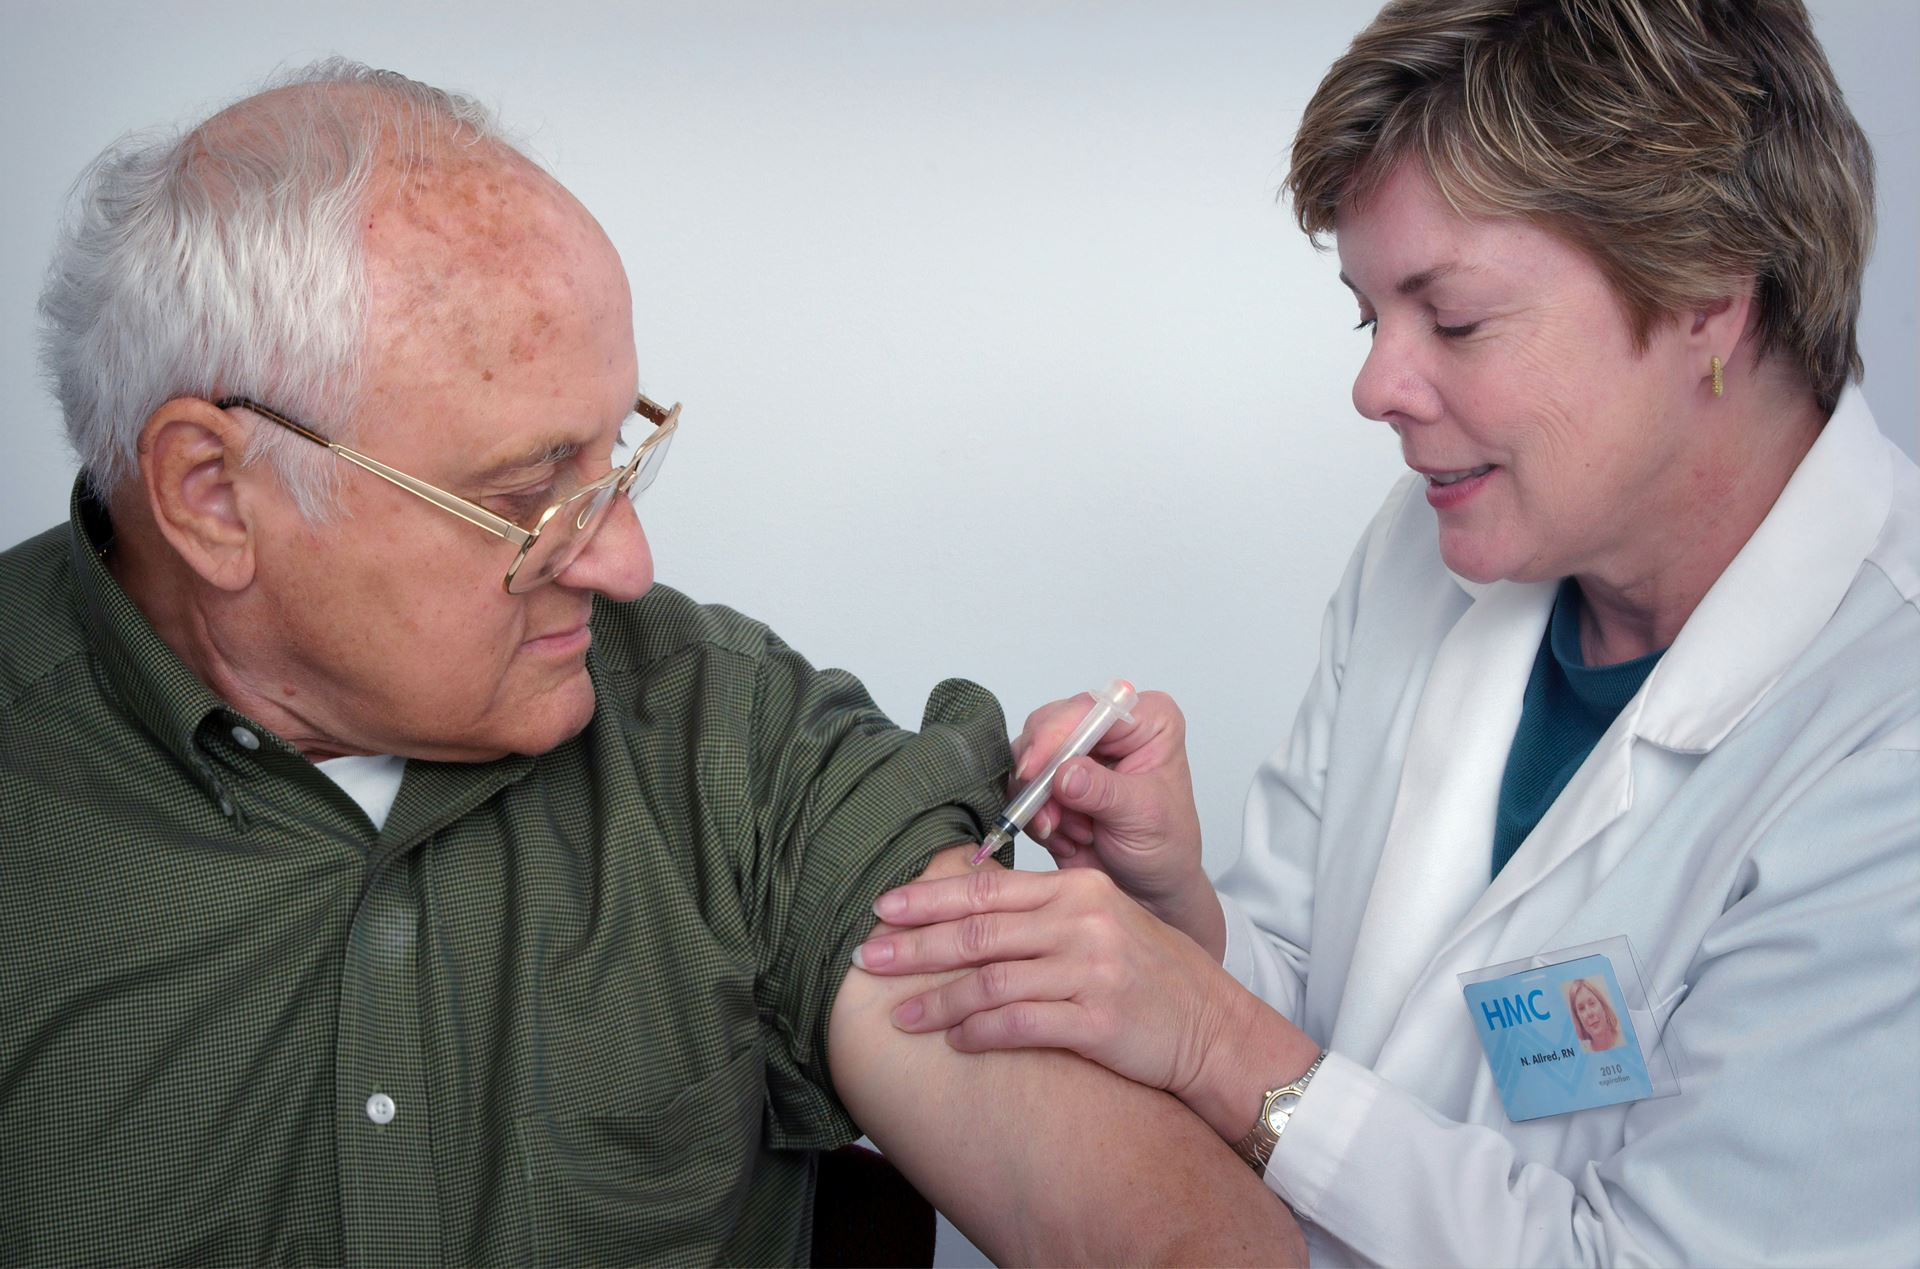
[{"x1": 0, "y1": 63, "x2": 1300, "y2": 1266}]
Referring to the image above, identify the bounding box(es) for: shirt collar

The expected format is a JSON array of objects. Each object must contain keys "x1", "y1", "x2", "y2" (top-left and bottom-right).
[
  {"x1": 1547, "y1": 579, "x2": 1664, "y2": 716},
  {"x1": 66, "y1": 476, "x2": 540, "y2": 836},
  {"x1": 67, "y1": 478, "x2": 247, "y2": 808}
]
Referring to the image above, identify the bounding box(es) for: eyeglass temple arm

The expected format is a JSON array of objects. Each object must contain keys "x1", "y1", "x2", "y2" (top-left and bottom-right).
[
  {"x1": 332, "y1": 451, "x2": 530, "y2": 542},
  {"x1": 634, "y1": 393, "x2": 674, "y2": 426},
  {"x1": 214, "y1": 396, "x2": 530, "y2": 544}
]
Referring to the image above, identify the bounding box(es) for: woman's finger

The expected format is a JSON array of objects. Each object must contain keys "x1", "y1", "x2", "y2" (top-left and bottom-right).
[
  {"x1": 1052, "y1": 806, "x2": 1097, "y2": 848},
  {"x1": 1014, "y1": 692, "x2": 1164, "y2": 781},
  {"x1": 1036, "y1": 830, "x2": 1079, "y2": 863},
  {"x1": 1098, "y1": 689, "x2": 1186, "y2": 769},
  {"x1": 1006, "y1": 730, "x2": 1034, "y2": 791},
  {"x1": 1015, "y1": 690, "x2": 1185, "y2": 786},
  {"x1": 892, "y1": 957, "x2": 1078, "y2": 1032},
  {"x1": 1013, "y1": 697, "x2": 1089, "y2": 781},
  {"x1": 854, "y1": 906, "x2": 1062, "y2": 975},
  {"x1": 872, "y1": 866, "x2": 1059, "y2": 926},
  {"x1": 945, "y1": 1001, "x2": 1088, "y2": 1055}
]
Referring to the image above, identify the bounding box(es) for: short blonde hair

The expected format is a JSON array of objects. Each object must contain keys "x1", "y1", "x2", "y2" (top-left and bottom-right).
[
  {"x1": 1567, "y1": 978, "x2": 1620, "y2": 1048},
  {"x1": 1288, "y1": 0, "x2": 1874, "y2": 413}
]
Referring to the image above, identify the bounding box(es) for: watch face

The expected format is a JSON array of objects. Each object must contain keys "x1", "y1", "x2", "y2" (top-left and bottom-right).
[{"x1": 1265, "y1": 1092, "x2": 1302, "y2": 1133}]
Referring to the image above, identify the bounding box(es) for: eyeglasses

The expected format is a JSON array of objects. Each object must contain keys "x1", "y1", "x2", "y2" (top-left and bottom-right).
[{"x1": 215, "y1": 393, "x2": 679, "y2": 594}]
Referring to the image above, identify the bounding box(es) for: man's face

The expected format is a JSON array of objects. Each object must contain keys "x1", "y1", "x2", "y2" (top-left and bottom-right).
[{"x1": 240, "y1": 149, "x2": 651, "y2": 761}]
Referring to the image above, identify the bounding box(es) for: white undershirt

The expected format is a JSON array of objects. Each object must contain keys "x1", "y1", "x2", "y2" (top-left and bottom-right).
[{"x1": 314, "y1": 753, "x2": 407, "y2": 832}]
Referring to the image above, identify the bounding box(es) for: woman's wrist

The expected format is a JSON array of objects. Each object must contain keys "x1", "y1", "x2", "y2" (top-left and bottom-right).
[
  {"x1": 1176, "y1": 979, "x2": 1322, "y2": 1144},
  {"x1": 1132, "y1": 865, "x2": 1226, "y2": 958},
  {"x1": 1153, "y1": 877, "x2": 1228, "y2": 963}
]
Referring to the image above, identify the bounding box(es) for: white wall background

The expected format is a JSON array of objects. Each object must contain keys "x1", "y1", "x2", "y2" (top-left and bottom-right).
[{"x1": 3, "y1": 3, "x2": 1913, "y2": 1263}]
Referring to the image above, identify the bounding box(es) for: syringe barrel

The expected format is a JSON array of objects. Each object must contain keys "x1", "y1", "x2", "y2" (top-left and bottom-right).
[{"x1": 1000, "y1": 680, "x2": 1138, "y2": 831}]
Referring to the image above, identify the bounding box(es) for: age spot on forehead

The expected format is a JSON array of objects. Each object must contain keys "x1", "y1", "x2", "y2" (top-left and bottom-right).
[
  {"x1": 361, "y1": 137, "x2": 630, "y2": 395},
  {"x1": 508, "y1": 311, "x2": 556, "y2": 364}
]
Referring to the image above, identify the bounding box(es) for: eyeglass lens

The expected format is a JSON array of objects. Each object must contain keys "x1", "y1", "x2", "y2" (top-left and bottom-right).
[{"x1": 505, "y1": 428, "x2": 674, "y2": 593}]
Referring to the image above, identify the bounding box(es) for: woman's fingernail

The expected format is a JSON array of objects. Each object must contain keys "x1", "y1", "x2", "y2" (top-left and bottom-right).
[
  {"x1": 1059, "y1": 766, "x2": 1090, "y2": 799},
  {"x1": 892, "y1": 999, "x2": 924, "y2": 1028},
  {"x1": 874, "y1": 890, "x2": 905, "y2": 920},
  {"x1": 853, "y1": 939, "x2": 893, "y2": 969}
]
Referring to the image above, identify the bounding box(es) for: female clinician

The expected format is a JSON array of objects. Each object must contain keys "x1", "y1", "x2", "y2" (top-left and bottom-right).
[{"x1": 852, "y1": 0, "x2": 1920, "y2": 1263}]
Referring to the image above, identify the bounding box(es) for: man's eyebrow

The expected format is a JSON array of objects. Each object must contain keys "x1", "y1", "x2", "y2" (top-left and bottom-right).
[
  {"x1": 464, "y1": 395, "x2": 645, "y2": 486},
  {"x1": 1337, "y1": 264, "x2": 1461, "y2": 298},
  {"x1": 467, "y1": 438, "x2": 583, "y2": 486}
]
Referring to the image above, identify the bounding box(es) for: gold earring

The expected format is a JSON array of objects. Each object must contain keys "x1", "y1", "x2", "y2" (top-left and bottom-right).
[{"x1": 1710, "y1": 355, "x2": 1724, "y2": 398}]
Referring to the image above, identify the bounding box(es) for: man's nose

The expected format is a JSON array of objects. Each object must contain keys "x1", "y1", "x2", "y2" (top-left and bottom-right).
[{"x1": 557, "y1": 496, "x2": 653, "y2": 602}]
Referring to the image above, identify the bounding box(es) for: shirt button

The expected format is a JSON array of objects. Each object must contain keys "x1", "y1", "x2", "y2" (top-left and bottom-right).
[
  {"x1": 365, "y1": 1092, "x2": 396, "y2": 1125},
  {"x1": 231, "y1": 726, "x2": 261, "y2": 751},
  {"x1": 218, "y1": 795, "x2": 235, "y2": 818}
]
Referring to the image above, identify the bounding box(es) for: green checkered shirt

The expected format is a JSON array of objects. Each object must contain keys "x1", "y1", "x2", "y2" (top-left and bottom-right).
[{"x1": 0, "y1": 484, "x2": 1011, "y2": 1267}]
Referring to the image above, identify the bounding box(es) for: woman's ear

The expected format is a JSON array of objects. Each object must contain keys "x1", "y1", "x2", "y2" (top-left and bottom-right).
[
  {"x1": 137, "y1": 397, "x2": 261, "y2": 592},
  {"x1": 1688, "y1": 284, "x2": 1759, "y2": 394}
]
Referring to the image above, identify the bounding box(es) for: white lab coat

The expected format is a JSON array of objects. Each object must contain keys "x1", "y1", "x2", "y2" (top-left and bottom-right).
[{"x1": 1217, "y1": 388, "x2": 1920, "y2": 1267}]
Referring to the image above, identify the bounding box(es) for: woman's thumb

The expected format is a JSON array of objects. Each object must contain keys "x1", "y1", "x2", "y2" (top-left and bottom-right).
[{"x1": 1053, "y1": 756, "x2": 1130, "y2": 820}]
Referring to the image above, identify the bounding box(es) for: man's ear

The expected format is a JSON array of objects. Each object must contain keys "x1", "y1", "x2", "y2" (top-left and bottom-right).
[{"x1": 138, "y1": 397, "x2": 262, "y2": 592}]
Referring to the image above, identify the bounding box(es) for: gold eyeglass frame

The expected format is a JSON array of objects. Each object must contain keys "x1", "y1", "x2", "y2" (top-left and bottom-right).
[{"x1": 215, "y1": 393, "x2": 680, "y2": 593}]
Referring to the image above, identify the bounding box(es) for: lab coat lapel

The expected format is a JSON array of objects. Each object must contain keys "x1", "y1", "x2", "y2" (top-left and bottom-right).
[
  {"x1": 1330, "y1": 576, "x2": 1555, "y2": 1066},
  {"x1": 1438, "y1": 714, "x2": 1637, "y2": 961},
  {"x1": 1372, "y1": 390, "x2": 1895, "y2": 1065},
  {"x1": 1436, "y1": 387, "x2": 1895, "y2": 951}
]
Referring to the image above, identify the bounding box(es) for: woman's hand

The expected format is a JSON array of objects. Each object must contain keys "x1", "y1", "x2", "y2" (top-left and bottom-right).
[
  {"x1": 853, "y1": 866, "x2": 1311, "y2": 1132},
  {"x1": 1013, "y1": 690, "x2": 1223, "y2": 956}
]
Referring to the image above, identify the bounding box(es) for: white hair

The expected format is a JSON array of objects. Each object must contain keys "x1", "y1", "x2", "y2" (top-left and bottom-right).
[{"x1": 38, "y1": 58, "x2": 511, "y2": 520}]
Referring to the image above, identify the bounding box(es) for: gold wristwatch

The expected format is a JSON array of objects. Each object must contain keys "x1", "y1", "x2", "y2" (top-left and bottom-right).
[{"x1": 1231, "y1": 1051, "x2": 1325, "y2": 1173}]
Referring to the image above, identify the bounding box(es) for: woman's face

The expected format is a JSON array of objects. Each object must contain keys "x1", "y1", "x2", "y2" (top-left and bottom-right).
[
  {"x1": 1335, "y1": 163, "x2": 1723, "y2": 587},
  {"x1": 1574, "y1": 984, "x2": 1614, "y2": 1044}
]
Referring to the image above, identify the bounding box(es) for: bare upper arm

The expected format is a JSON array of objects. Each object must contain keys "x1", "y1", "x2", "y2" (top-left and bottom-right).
[{"x1": 828, "y1": 845, "x2": 1305, "y2": 1267}]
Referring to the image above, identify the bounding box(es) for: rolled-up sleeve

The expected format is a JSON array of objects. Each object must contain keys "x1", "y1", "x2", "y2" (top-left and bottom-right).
[{"x1": 731, "y1": 637, "x2": 1011, "y2": 1149}]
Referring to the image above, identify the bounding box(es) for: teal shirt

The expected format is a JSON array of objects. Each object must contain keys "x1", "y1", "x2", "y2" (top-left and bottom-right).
[{"x1": 1492, "y1": 581, "x2": 1665, "y2": 878}]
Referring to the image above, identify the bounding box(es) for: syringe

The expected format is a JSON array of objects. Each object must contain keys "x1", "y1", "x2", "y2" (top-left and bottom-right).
[{"x1": 970, "y1": 679, "x2": 1140, "y2": 866}]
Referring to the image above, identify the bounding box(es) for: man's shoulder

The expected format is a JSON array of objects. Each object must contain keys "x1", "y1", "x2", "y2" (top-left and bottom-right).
[
  {"x1": 0, "y1": 522, "x2": 87, "y2": 708},
  {"x1": 590, "y1": 583, "x2": 776, "y2": 657},
  {"x1": 587, "y1": 583, "x2": 786, "y2": 683}
]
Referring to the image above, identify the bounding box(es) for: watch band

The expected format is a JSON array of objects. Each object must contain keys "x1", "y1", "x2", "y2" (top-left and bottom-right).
[{"x1": 1231, "y1": 1050, "x2": 1326, "y2": 1173}]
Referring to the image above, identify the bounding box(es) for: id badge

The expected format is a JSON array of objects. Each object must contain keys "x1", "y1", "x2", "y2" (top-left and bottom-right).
[{"x1": 1458, "y1": 936, "x2": 1680, "y2": 1122}]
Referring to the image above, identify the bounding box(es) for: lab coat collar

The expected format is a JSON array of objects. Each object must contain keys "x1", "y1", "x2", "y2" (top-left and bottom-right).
[
  {"x1": 1345, "y1": 391, "x2": 1891, "y2": 1065},
  {"x1": 1445, "y1": 571, "x2": 1494, "y2": 601},
  {"x1": 1441, "y1": 388, "x2": 1892, "y2": 753},
  {"x1": 1633, "y1": 388, "x2": 1891, "y2": 751}
]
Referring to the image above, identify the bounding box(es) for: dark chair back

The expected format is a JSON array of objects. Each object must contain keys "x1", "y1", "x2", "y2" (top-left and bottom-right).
[{"x1": 809, "y1": 1143, "x2": 937, "y2": 1267}]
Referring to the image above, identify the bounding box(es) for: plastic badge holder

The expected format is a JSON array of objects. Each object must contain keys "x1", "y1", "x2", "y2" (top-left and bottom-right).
[{"x1": 1458, "y1": 935, "x2": 1683, "y2": 1122}]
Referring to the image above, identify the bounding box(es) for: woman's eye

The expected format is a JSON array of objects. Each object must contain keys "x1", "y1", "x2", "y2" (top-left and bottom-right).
[
  {"x1": 1353, "y1": 316, "x2": 1378, "y2": 336},
  {"x1": 1432, "y1": 321, "x2": 1480, "y2": 339}
]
